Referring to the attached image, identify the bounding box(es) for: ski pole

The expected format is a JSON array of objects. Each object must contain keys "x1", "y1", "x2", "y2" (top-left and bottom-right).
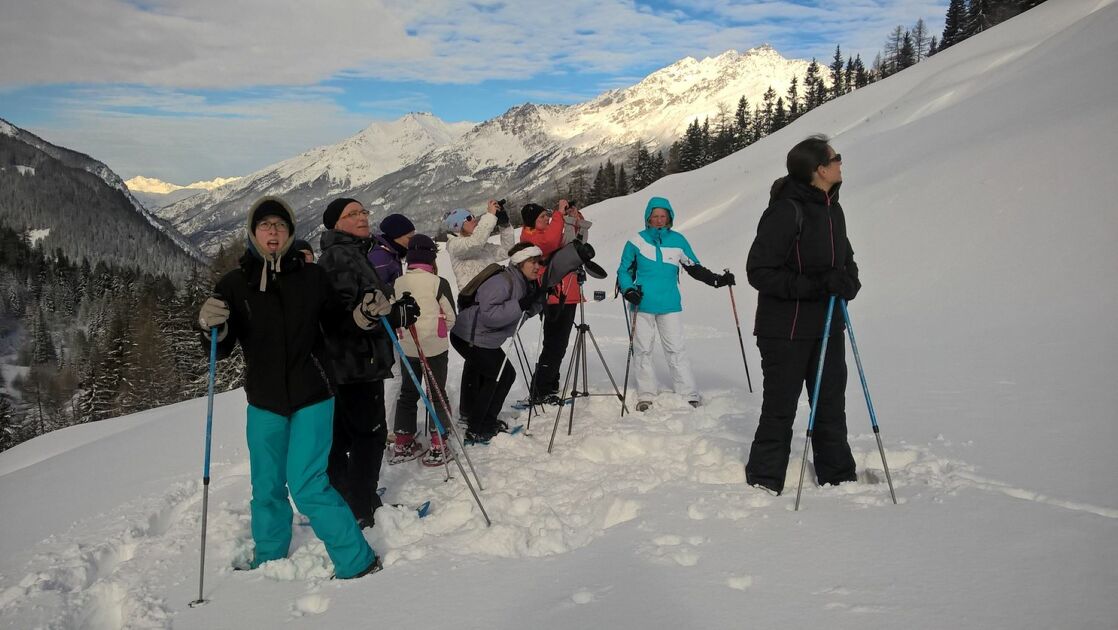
[
  {"x1": 841, "y1": 299, "x2": 897, "y2": 505},
  {"x1": 620, "y1": 299, "x2": 639, "y2": 418},
  {"x1": 382, "y1": 316, "x2": 491, "y2": 526},
  {"x1": 795, "y1": 295, "x2": 836, "y2": 511},
  {"x1": 189, "y1": 328, "x2": 218, "y2": 607},
  {"x1": 407, "y1": 325, "x2": 487, "y2": 492},
  {"x1": 724, "y1": 271, "x2": 753, "y2": 393}
]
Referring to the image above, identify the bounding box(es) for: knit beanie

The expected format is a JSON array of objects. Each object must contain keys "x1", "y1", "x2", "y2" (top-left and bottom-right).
[
  {"x1": 380, "y1": 213, "x2": 416, "y2": 240},
  {"x1": 521, "y1": 203, "x2": 547, "y2": 228},
  {"x1": 406, "y1": 233, "x2": 438, "y2": 266},
  {"x1": 323, "y1": 197, "x2": 359, "y2": 229},
  {"x1": 251, "y1": 199, "x2": 294, "y2": 233}
]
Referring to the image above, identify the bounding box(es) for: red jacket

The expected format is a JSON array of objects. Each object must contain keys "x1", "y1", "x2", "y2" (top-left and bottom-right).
[{"x1": 520, "y1": 212, "x2": 584, "y2": 305}]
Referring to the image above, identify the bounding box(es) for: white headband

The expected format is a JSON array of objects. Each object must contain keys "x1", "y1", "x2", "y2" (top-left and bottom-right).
[{"x1": 509, "y1": 245, "x2": 543, "y2": 264}]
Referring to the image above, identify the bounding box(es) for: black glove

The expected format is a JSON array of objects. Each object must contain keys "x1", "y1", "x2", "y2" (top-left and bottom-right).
[
  {"x1": 495, "y1": 209, "x2": 510, "y2": 227},
  {"x1": 388, "y1": 293, "x2": 420, "y2": 329},
  {"x1": 623, "y1": 287, "x2": 642, "y2": 305},
  {"x1": 821, "y1": 269, "x2": 859, "y2": 300},
  {"x1": 713, "y1": 271, "x2": 735, "y2": 288},
  {"x1": 519, "y1": 283, "x2": 546, "y2": 310}
]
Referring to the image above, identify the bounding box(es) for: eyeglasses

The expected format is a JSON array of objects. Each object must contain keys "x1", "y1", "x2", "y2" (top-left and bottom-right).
[
  {"x1": 340, "y1": 209, "x2": 370, "y2": 220},
  {"x1": 256, "y1": 220, "x2": 290, "y2": 233},
  {"x1": 824, "y1": 153, "x2": 842, "y2": 165}
]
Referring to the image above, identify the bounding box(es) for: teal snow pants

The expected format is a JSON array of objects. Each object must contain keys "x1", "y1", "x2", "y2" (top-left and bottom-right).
[{"x1": 246, "y1": 398, "x2": 376, "y2": 578}]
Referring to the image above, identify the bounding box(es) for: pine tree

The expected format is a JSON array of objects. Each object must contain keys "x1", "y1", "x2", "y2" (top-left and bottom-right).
[
  {"x1": 616, "y1": 164, "x2": 629, "y2": 197},
  {"x1": 899, "y1": 32, "x2": 917, "y2": 70},
  {"x1": 829, "y1": 46, "x2": 844, "y2": 100},
  {"x1": 843, "y1": 56, "x2": 854, "y2": 95},
  {"x1": 666, "y1": 141, "x2": 682, "y2": 174},
  {"x1": 0, "y1": 393, "x2": 18, "y2": 452},
  {"x1": 31, "y1": 308, "x2": 57, "y2": 365},
  {"x1": 883, "y1": 26, "x2": 906, "y2": 77},
  {"x1": 928, "y1": 35, "x2": 939, "y2": 56},
  {"x1": 772, "y1": 98, "x2": 788, "y2": 133},
  {"x1": 603, "y1": 160, "x2": 617, "y2": 199},
  {"x1": 709, "y1": 102, "x2": 736, "y2": 162},
  {"x1": 678, "y1": 119, "x2": 705, "y2": 172},
  {"x1": 853, "y1": 55, "x2": 869, "y2": 88},
  {"x1": 733, "y1": 97, "x2": 751, "y2": 150},
  {"x1": 785, "y1": 77, "x2": 800, "y2": 121},
  {"x1": 941, "y1": 0, "x2": 967, "y2": 49},
  {"x1": 760, "y1": 86, "x2": 777, "y2": 136},
  {"x1": 964, "y1": 0, "x2": 995, "y2": 37},
  {"x1": 804, "y1": 59, "x2": 822, "y2": 110},
  {"x1": 589, "y1": 164, "x2": 609, "y2": 203}
]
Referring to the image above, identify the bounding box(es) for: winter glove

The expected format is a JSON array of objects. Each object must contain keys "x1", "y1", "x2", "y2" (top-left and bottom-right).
[
  {"x1": 821, "y1": 269, "x2": 859, "y2": 300},
  {"x1": 198, "y1": 297, "x2": 229, "y2": 329},
  {"x1": 495, "y1": 209, "x2": 510, "y2": 227},
  {"x1": 519, "y1": 283, "x2": 547, "y2": 310},
  {"x1": 623, "y1": 287, "x2": 643, "y2": 306},
  {"x1": 388, "y1": 293, "x2": 421, "y2": 329},
  {"x1": 354, "y1": 290, "x2": 391, "y2": 330},
  {"x1": 712, "y1": 271, "x2": 735, "y2": 288}
]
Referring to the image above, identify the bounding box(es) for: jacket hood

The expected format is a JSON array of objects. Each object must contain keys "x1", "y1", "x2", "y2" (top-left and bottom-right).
[
  {"x1": 246, "y1": 196, "x2": 297, "y2": 261},
  {"x1": 770, "y1": 176, "x2": 842, "y2": 205},
  {"x1": 245, "y1": 196, "x2": 298, "y2": 291},
  {"x1": 644, "y1": 196, "x2": 675, "y2": 226}
]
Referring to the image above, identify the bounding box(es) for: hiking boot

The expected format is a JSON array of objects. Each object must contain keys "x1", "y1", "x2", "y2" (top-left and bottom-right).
[
  {"x1": 337, "y1": 556, "x2": 383, "y2": 580},
  {"x1": 749, "y1": 483, "x2": 781, "y2": 497},
  {"x1": 388, "y1": 433, "x2": 426, "y2": 465},
  {"x1": 422, "y1": 434, "x2": 455, "y2": 466},
  {"x1": 465, "y1": 429, "x2": 496, "y2": 445},
  {"x1": 636, "y1": 401, "x2": 652, "y2": 412}
]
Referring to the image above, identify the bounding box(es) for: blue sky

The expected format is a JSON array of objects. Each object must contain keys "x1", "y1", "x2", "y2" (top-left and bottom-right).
[{"x1": 0, "y1": 0, "x2": 945, "y2": 183}]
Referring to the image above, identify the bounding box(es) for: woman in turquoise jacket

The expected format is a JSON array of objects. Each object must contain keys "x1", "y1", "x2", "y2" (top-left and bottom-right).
[{"x1": 617, "y1": 196, "x2": 734, "y2": 411}]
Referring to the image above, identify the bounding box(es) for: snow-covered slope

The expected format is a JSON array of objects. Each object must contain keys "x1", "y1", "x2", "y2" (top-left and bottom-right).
[
  {"x1": 158, "y1": 113, "x2": 475, "y2": 251},
  {"x1": 166, "y1": 47, "x2": 809, "y2": 254},
  {"x1": 2, "y1": 1, "x2": 1116, "y2": 628},
  {"x1": 126, "y1": 176, "x2": 242, "y2": 210}
]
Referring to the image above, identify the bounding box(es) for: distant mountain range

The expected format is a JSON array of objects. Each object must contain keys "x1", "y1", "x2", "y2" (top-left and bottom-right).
[
  {"x1": 157, "y1": 46, "x2": 811, "y2": 253},
  {"x1": 125, "y1": 176, "x2": 242, "y2": 211},
  {"x1": 0, "y1": 118, "x2": 203, "y2": 279}
]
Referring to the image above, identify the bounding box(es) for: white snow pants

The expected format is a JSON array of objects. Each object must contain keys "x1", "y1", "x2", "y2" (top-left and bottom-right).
[{"x1": 632, "y1": 311, "x2": 699, "y2": 403}]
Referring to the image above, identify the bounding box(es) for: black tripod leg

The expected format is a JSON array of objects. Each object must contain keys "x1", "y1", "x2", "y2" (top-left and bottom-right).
[{"x1": 549, "y1": 332, "x2": 580, "y2": 454}]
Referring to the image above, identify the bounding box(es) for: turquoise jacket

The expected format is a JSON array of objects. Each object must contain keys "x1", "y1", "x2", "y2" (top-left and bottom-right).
[{"x1": 617, "y1": 197, "x2": 703, "y2": 315}]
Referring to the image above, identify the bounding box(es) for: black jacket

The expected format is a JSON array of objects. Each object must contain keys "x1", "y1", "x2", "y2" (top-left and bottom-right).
[
  {"x1": 317, "y1": 229, "x2": 396, "y2": 384},
  {"x1": 208, "y1": 249, "x2": 349, "y2": 416},
  {"x1": 746, "y1": 177, "x2": 860, "y2": 339}
]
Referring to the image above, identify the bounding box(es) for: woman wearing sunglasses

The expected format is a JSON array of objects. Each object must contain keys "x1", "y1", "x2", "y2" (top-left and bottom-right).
[{"x1": 743, "y1": 135, "x2": 860, "y2": 496}]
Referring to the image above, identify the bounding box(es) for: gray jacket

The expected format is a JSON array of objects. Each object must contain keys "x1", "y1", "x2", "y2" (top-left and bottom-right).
[{"x1": 451, "y1": 241, "x2": 585, "y2": 349}]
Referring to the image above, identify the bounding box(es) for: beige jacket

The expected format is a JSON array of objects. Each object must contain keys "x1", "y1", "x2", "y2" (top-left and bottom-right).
[
  {"x1": 445, "y1": 212, "x2": 515, "y2": 290},
  {"x1": 393, "y1": 267, "x2": 456, "y2": 357}
]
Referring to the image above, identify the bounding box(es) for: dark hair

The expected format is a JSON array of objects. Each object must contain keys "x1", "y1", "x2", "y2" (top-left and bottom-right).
[{"x1": 786, "y1": 134, "x2": 833, "y2": 185}]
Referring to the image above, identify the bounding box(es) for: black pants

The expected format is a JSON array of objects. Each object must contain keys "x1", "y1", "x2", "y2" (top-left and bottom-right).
[
  {"x1": 531, "y1": 303, "x2": 578, "y2": 398},
  {"x1": 327, "y1": 381, "x2": 387, "y2": 520},
  {"x1": 745, "y1": 335, "x2": 856, "y2": 493},
  {"x1": 451, "y1": 333, "x2": 515, "y2": 434},
  {"x1": 393, "y1": 352, "x2": 449, "y2": 435}
]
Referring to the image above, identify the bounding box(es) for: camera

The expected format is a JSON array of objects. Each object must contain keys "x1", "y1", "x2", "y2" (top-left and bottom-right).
[
  {"x1": 593, "y1": 290, "x2": 606, "y2": 302},
  {"x1": 497, "y1": 199, "x2": 507, "y2": 209}
]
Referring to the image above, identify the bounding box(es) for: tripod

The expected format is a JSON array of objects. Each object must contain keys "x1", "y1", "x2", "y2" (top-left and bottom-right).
[{"x1": 547, "y1": 271, "x2": 628, "y2": 453}]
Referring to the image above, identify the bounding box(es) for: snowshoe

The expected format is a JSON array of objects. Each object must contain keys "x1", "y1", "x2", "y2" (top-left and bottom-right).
[{"x1": 388, "y1": 434, "x2": 427, "y2": 465}]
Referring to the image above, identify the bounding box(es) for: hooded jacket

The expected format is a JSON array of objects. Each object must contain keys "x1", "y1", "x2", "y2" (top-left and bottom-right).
[
  {"x1": 205, "y1": 197, "x2": 352, "y2": 416},
  {"x1": 317, "y1": 228, "x2": 396, "y2": 383},
  {"x1": 367, "y1": 233, "x2": 406, "y2": 287},
  {"x1": 746, "y1": 177, "x2": 859, "y2": 339},
  {"x1": 616, "y1": 197, "x2": 706, "y2": 315}
]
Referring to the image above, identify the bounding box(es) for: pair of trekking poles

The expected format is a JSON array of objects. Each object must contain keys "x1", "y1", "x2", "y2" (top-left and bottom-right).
[
  {"x1": 190, "y1": 308, "x2": 491, "y2": 606},
  {"x1": 617, "y1": 279, "x2": 754, "y2": 417},
  {"x1": 617, "y1": 289, "x2": 895, "y2": 511}
]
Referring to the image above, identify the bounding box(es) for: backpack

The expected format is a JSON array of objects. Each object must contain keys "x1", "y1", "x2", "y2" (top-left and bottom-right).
[{"x1": 457, "y1": 263, "x2": 513, "y2": 310}]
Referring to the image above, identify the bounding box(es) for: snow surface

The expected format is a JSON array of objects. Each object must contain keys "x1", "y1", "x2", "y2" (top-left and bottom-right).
[
  {"x1": 27, "y1": 228, "x2": 49, "y2": 246},
  {"x1": 2, "y1": 1, "x2": 1117, "y2": 628},
  {"x1": 14, "y1": 166, "x2": 35, "y2": 177}
]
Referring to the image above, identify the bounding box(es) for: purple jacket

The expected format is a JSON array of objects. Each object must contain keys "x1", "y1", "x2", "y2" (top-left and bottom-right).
[{"x1": 367, "y1": 234, "x2": 406, "y2": 287}]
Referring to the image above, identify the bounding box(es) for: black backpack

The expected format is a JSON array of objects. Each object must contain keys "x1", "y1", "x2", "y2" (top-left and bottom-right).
[{"x1": 457, "y1": 263, "x2": 513, "y2": 310}]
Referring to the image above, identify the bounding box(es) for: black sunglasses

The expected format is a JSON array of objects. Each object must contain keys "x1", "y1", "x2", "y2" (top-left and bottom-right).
[{"x1": 824, "y1": 153, "x2": 842, "y2": 165}]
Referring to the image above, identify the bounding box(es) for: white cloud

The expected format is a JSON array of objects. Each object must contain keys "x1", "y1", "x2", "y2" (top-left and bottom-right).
[
  {"x1": 0, "y1": 0, "x2": 944, "y2": 88},
  {"x1": 28, "y1": 88, "x2": 372, "y2": 182}
]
